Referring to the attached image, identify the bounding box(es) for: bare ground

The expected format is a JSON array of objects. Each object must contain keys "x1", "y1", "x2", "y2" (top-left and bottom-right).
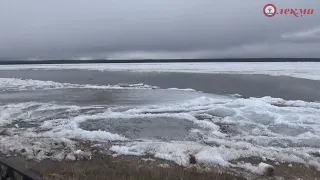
[
  {"x1": 1, "y1": 142, "x2": 319, "y2": 180},
  {"x1": 1, "y1": 152, "x2": 318, "y2": 180}
]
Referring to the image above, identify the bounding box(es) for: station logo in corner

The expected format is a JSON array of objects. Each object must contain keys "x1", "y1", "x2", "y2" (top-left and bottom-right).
[{"x1": 263, "y1": 4, "x2": 277, "y2": 17}]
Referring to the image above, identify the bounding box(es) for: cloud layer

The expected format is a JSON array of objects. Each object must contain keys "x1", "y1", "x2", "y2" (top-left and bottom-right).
[{"x1": 0, "y1": 0, "x2": 319, "y2": 60}]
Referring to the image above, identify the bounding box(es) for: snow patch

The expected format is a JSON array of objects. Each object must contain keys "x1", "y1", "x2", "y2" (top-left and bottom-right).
[
  {"x1": 238, "y1": 162, "x2": 275, "y2": 175},
  {"x1": 142, "y1": 157, "x2": 155, "y2": 162},
  {"x1": 167, "y1": 88, "x2": 196, "y2": 91},
  {"x1": 158, "y1": 163, "x2": 170, "y2": 168}
]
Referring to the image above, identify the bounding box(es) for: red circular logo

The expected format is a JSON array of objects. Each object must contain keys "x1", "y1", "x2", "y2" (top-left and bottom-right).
[{"x1": 263, "y1": 4, "x2": 277, "y2": 17}]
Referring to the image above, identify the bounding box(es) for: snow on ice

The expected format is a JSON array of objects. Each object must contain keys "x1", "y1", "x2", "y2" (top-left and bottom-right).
[
  {"x1": 0, "y1": 94, "x2": 319, "y2": 170},
  {"x1": 0, "y1": 77, "x2": 320, "y2": 171},
  {"x1": 1, "y1": 62, "x2": 320, "y2": 80}
]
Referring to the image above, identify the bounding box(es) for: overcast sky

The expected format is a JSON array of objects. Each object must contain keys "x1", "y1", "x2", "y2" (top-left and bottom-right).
[{"x1": 0, "y1": 0, "x2": 319, "y2": 60}]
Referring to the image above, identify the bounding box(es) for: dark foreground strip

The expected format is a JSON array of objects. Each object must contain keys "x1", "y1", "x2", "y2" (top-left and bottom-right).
[{"x1": 0, "y1": 158, "x2": 42, "y2": 180}]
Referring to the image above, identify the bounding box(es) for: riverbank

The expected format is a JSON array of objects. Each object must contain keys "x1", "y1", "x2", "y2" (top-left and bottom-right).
[{"x1": 4, "y1": 151, "x2": 319, "y2": 180}]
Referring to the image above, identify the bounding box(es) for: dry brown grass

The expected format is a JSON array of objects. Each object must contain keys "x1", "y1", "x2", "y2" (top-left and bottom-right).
[
  {"x1": 4, "y1": 152, "x2": 320, "y2": 180},
  {"x1": 25, "y1": 153, "x2": 247, "y2": 180}
]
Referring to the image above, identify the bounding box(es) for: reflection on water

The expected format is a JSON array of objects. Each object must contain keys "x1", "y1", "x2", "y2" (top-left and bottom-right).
[
  {"x1": 0, "y1": 88, "x2": 221, "y2": 105},
  {"x1": 80, "y1": 117, "x2": 196, "y2": 141}
]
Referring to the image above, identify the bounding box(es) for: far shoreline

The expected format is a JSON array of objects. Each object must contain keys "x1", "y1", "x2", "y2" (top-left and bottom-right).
[{"x1": 0, "y1": 58, "x2": 320, "y2": 65}]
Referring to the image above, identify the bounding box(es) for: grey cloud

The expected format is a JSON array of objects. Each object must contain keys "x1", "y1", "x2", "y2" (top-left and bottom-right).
[
  {"x1": 281, "y1": 28, "x2": 320, "y2": 43},
  {"x1": 0, "y1": 0, "x2": 319, "y2": 60}
]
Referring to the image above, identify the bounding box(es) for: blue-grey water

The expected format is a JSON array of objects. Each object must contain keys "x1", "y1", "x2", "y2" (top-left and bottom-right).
[{"x1": 1, "y1": 69, "x2": 320, "y2": 101}]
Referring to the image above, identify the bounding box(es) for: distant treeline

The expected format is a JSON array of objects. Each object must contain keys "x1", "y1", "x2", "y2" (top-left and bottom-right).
[{"x1": 0, "y1": 58, "x2": 319, "y2": 65}]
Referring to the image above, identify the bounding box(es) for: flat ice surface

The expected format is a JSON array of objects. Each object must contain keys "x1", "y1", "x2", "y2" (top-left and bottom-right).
[{"x1": 1, "y1": 62, "x2": 320, "y2": 80}]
